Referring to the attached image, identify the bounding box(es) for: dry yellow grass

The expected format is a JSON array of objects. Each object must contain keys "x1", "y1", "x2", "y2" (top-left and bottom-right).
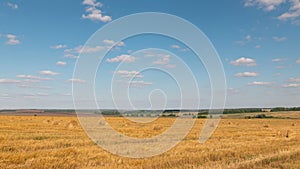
[{"x1": 0, "y1": 115, "x2": 300, "y2": 168}]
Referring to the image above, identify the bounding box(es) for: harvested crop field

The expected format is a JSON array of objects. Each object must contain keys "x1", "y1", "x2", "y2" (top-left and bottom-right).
[{"x1": 0, "y1": 115, "x2": 300, "y2": 169}]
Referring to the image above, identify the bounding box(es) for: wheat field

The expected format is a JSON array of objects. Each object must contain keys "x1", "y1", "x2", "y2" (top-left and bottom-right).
[{"x1": 0, "y1": 114, "x2": 299, "y2": 169}]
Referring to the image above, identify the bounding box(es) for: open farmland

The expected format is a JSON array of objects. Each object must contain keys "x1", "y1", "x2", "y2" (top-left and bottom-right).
[{"x1": 0, "y1": 113, "x2": 300, "y2": 169}]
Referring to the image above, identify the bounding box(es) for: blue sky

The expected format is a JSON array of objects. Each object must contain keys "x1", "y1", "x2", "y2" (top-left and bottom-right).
[{"x1": 0, "y1": 0, "x2": 300, "y2": 109}]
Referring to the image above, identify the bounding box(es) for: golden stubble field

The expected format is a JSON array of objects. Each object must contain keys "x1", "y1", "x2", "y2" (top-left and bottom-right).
[{"x1": 0, "y1": 113, "x2": 300, "y2": 169}]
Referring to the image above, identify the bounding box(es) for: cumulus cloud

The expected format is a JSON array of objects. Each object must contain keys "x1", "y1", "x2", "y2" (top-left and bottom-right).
[
  {"x1": 151, "y1": 54, "x2": 177, "y2": 68},
  {"x1": 230, "y1": 57, "x2": 257, "y2": 66},
  {"x1": 282, "y1": 83, "x2": 300, "y2": 87},
  {"x1": 170, "y1": 44, "x2": 189, "y2": 52},
  {"x1": 64, "y1": 41, "x2": 125, "y2": 58},
  {"x1": 16, "y1": 75, "x2": 53, "y2": 81},
  {"x1": 296, "y1": 58, "x2": 300, "y2": 64},
  {"x1": 106, "y1": 55, "x2": 137, "y2": 63},
  {"x1": 51, "y1": 44, "x2": 67, "y2": 49},
  {"x1": 7, "y1": 2, "x2": 18, "y2": 9},
  {"x1": 68, "y1": 78, "x2": 86, "y2": 83},
  {"x1": 5, "y1": 34, "x2": 20, "y2": 45},
  {"x1": 82, "y1": 0, "x2": 112, "y2": 22},
  {"x1": 128, "y1": 80, "x2": 153, "y2": 87},
  {"x1": 272, "y1": 58, "x2": 286, "y2": 62},
  {"x1": 272, "y1": 36, "x2": 287, "y2": 42},
  {"x1": 103, "y1": 39, "x2": 125, "y2": 46},
  {"x1": 288, "y1": 77, "x2": 300, "y2": 82},
  {"x1": 245, "y1": 35, "x2": 252, "y2": 41},
  {"x1": 244, "y1": 0, "x2": 286, "y2": 11},
  {"x1": 255, "y1": 45, "x2": 262, "y2": 48},
  {"x1": 278, "y1": 0, "x2": 300, "y2": 20},
  {"x1": 153, "y1": 54, "x2": 170, "y2": 65},
  {"x1": 56, "y1": 61, "x2": 67, "y2": 66},
  {"x1": 0, "y1": 79, "x2": 21, "y2": 84},
  {"x1": 165, "y1": 64, "x2": 176, "y2": 68},
  {"x1": 236, "y1": 35, "x2": 252, "y2": 45},
  {"x1": 64, "y1": 45, "x2": 106, "y2": 57},
  {"x1": 82, "y1": 0, "x2": 102, "y2": 6},
  {"x1": 39, "y1": 70, "x2": 59, "y2": 76},
  {"x1": 16, "y1": 84, "x2": 52, "y2": 89},
  {"x1": 245, "y1": 0, "x2": 300, "y2": 21},
  {"x1": 248, "y1": 81, "x2": 272, "y2": 86},
  {"x1": 235, "y1": 72, "x2": 259, "y2": 77},
  {"x1": 114, "y1": 70, "x2": 143, "y2": 78},
  {"x1": 170, "y1": 45, "x2": 181, "y2": 49}
]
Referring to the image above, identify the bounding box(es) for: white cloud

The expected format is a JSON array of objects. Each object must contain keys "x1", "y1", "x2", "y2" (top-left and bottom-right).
[
  {"x1": 114, "y1": 70, "x2": 143, "y2": 78},
  {"x1": 170, "y1": 44, "x2": 189, "y2": 52},
  {"x1": 235, "y1": 35, "x2": 261, "y2": 46},
  {"x1": 171, "y1": 45, "x2": 181, "y2": 49},
  {"x1": 39, "y1": 70, "x2": 59, "y2": 76},
  {"x1": 103, "y1": 39, "x2": 125, "y2": 46},
  {"x1": 282, "y1": 83, "x2": 300, "y2": 87},
  {"x1": 103, "y1": 39, "x2": 114, "y2": 45},
  {"x1": 272, "y1": 36, "x2": 287, "y2": 42},
  {"x1": 64, "y1": 45, "x2": 106, "y2": 56},
  {"x1": 16, "y1": 75, "x2": 53, "y2": 81},
  {"x1": 296, "y1": 58, "x2": 300, "y2": 64},
  {"x1": 106, "y1": 55, "x2": 137, "y2": 63},
  {"x1": 7, "y1": 2, "x2": 18, "y2": 9},
  {"x1": 278, "y1": 0, "x2": 300, "y2": 20},
  {"x1": 245, "y1": 35, "x2": 252, "y2": 41},
  {"x1": 153, "y1": 54, "x2": 170, "y2": 65},
  {"x1": 128, "y1": 80, "x2": 153, "y2": 87},
  {"x1": 0, "y1": 79, "x2": 21, "y2": 84},
  {"x1": 228, "y1": 88, "x2": 240, "y2": 94},
  {"x1": 230, "y1": 57, "x2": 257, "y2": 66},
  {"x1": 244, "y1": 0, "x2": 286, "y2": 11},
  {"x1": 82, "y1": 0, "x2": 102, "y2": 7},
  {"x1": 235, "y1": 72, "x2": 259, "y2": 77},
  {"x1": 248, "y1": 81, "x2": 272, "y2": 86},
  {"x1": 62, "y1": 93, "x2": 72, "y2": 96},
  {"x1": 255, "y1": 45, "x2": 262, "y2": 48},
  {"x1": 64, "y1": 47, "x2": 78, "y2": 57},
  {"x1": 36, "y1": 93, "x2": 49, "y2": 96},
  {"x1": 0, "y1": 94, "x2": 11, "y2": 99},
  {"x1": 272, "y1": 58, "x2": 286, "y2": 62},
  {"x1": 51, "y1": 44, "x2": 67, "y2": 49},
  {"x1": 16, "y1": 84, "x2": 52, "y2": 89},
  {"x1": 80, "y1": 45, "x2": 106, "y2": 53},
  {"x1": 68, "y1": 78, "x2": 86, "y2": 83},
  {"x1": 165, "y1": 64, "x2": 176, "y2": 68},
  {"x1": 56, "y1": 61, "x2": 67, "y2": 66},
  {"x1": 151, "y1": 54, "x2": 176, "y2": 68},
  {"x1": 82, "y1": 0, "x2": 111, "y2": 22},
  {"x1": 245, "y1": 0, "x2": 300, "y2": 21},
  {"x1": 5, "y1": 34, "x2": 20, "y2": 45},
  {"x1": 288, "y1": 77, "x2": 300, "y2": 82},
  {"x1": 64, "y1": 53, "x2": 79, "y2": 59}
]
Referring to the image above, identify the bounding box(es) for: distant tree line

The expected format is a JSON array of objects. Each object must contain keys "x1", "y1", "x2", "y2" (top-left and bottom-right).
[
  {"x1": 271, "y1": 107, "x2": 300, "y2": 112},
  {"x1": 198, "y1": 108, "x2": 262, "y2": 115},
  {"x1": 94, "y1": 110, "x2": 121, "y2": 116},
  {"x1": 244, "y1": 114, "x2": 274, "y2": 119}
]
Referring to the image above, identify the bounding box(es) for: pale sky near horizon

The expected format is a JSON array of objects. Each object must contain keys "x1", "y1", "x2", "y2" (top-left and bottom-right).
[{"x1": 1, "y1": 0, "x2": 300, "y2": 109}]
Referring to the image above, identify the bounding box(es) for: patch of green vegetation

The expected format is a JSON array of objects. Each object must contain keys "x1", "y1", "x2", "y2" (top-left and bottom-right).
[
  {"x1": 244, "y1": 114, "x2": 274, "y2": 119},
  {"x1": 161, "y1": 114, "x2": 177, "y2": 117},
  {"x1": 94, "y1": 110, "x2": 121, "y2": 116},
  {"x1": 197, "y1": 115, "x2": 207, "y2": 119}
]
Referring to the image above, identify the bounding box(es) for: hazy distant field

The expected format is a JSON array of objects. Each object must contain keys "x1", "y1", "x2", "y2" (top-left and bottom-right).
[{"x1": 0, "y1": 113, "x2": 300, "y2": 169}]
